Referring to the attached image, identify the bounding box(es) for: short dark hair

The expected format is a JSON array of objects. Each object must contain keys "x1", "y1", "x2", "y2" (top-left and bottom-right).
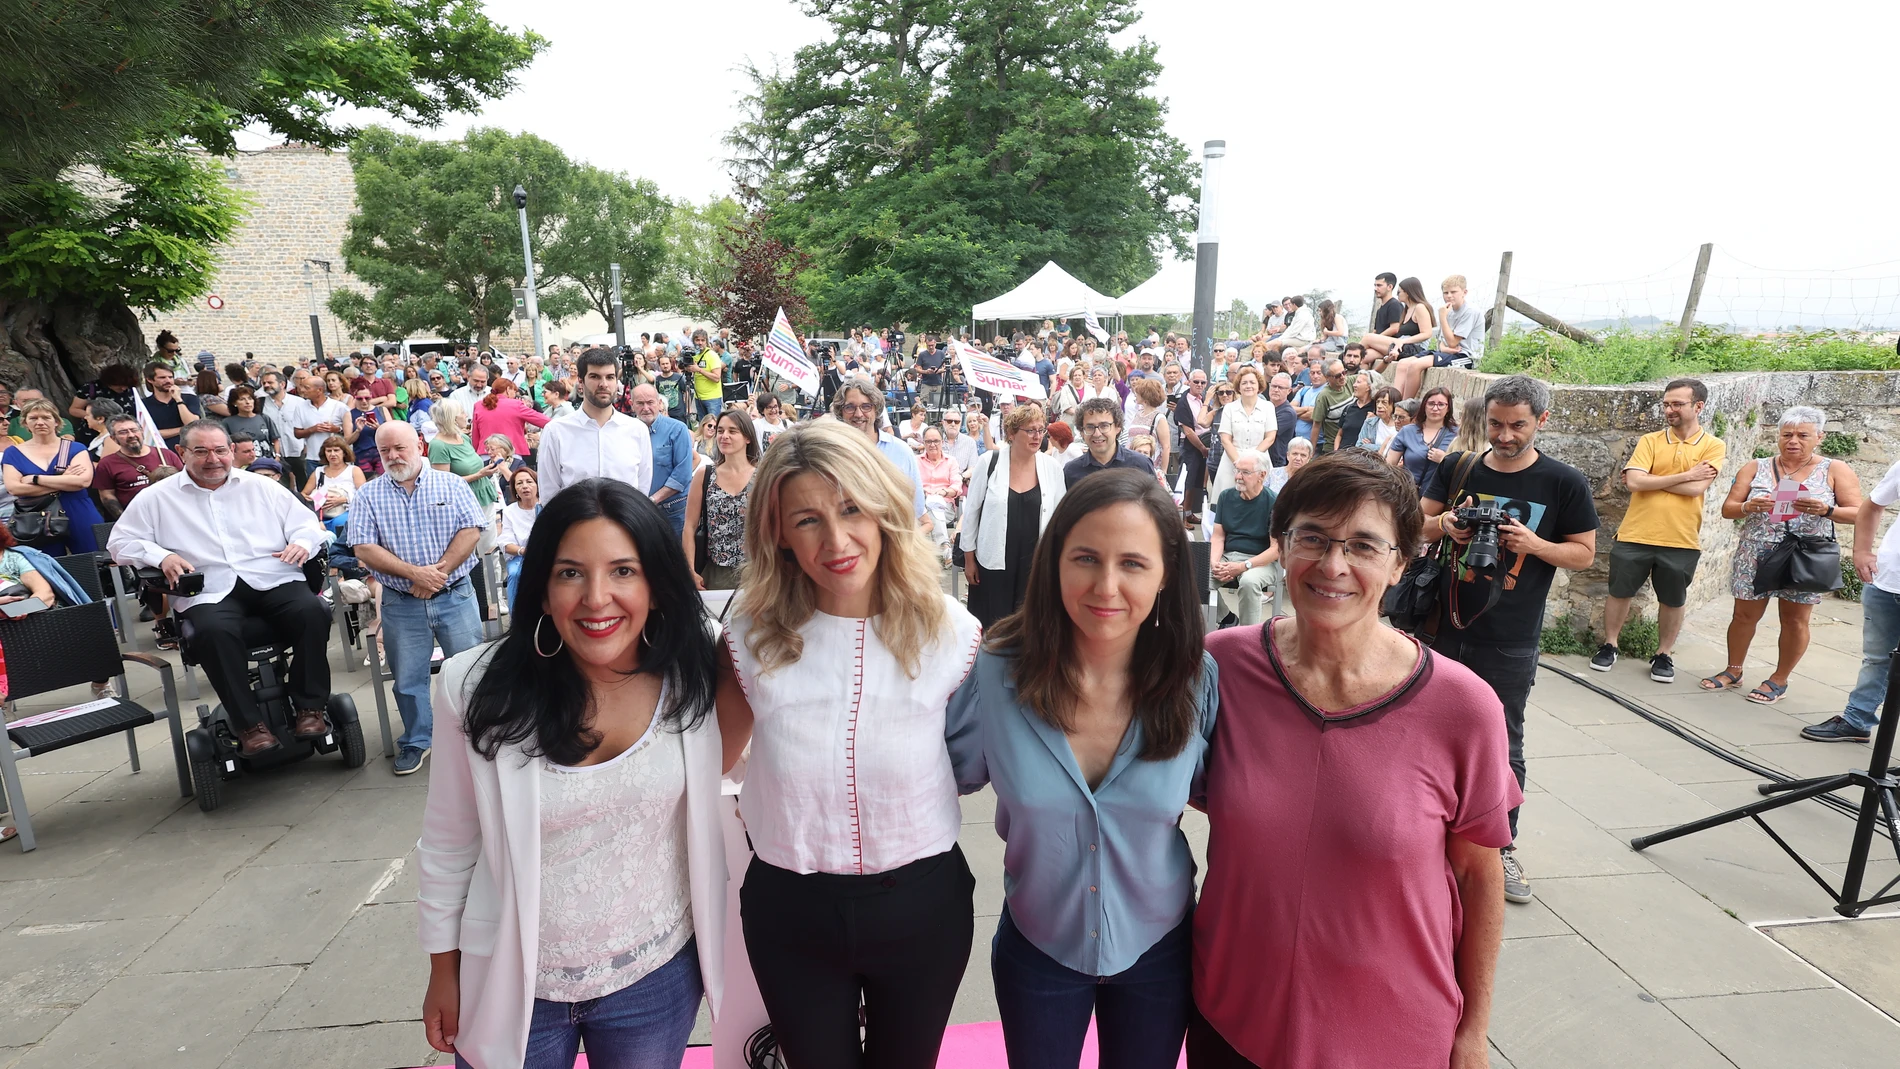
[
  {"x1": 1485, "y1": 374, "x2": 1550, "y2": 419},
  {"x1": 1376, "y1": 272, "x2": 1398, "y2": 288},
  {"x1": 1344, "y1": 342, "x2": 1367, "y2": 356},
  {"x1": 1664, "y1": 378, "x2": 1708, "y2": 405},
  {"x1": 987, "y1": 469, "x2": 1204, "y2": 761},
  {"x1": 1075, "y1": 396, "x2": 1124, "y2": 429},
  {"x1": 463, "y1": 478, "x2": 717, "y2": 765},
  {"x1": 577, "y1": 347, "x2": 619, "y2": 378},
  {"x1": 228, "y1": 430, "x2": 257, "y2": 446},
  {"x1": 144, "y1": 361, "x2": 173, "y2": 381},
  {"x1": 1270, "y1": 449, "x2": 1423, "y2": 560}
]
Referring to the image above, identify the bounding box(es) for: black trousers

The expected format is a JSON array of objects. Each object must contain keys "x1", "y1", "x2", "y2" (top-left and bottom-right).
[
  {"x1": 742, "y1": 845, "x2": 975, "y2": 1069},
  {"x1": 181, "y1": 578, "x2": 332, "y2": 730},
  {"x1": 1429, "y1": 629, "x2": 1537, "y2": 840},
  {"x1": 1186, "y1": 1006, "x2": 1259, "y2": 1068},
  {"x1": 281, "y1": 455, "x2": 307, "y2": 495},
  {"x1": 1182, "y1": 446, "x2": 1209, "y2": 513}
]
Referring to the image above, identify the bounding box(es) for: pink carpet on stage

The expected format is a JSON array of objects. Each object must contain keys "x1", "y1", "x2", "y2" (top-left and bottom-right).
[{"x1": 657, "y1": 1019, "x2": 1185, "y2": 1069}]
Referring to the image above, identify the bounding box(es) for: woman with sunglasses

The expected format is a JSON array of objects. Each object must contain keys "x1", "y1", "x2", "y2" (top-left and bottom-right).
[{"x1": 1193, "y1": 451, "x2": 1516, "y2": 1069}]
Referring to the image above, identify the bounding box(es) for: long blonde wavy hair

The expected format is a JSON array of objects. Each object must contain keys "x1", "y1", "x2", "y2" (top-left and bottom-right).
[{"x1": 737, "y1": 420, "x2": 947, "y2": 678}]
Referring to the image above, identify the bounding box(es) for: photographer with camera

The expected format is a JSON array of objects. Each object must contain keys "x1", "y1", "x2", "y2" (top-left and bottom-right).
[{"x1": 1420, "y1": 375, "x2": 1599, "y2": 906}]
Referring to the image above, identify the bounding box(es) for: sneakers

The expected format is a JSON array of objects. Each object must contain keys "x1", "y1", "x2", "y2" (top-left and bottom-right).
[
  {"x1": 1800, "y1": 716, "x2": 1871, "y2": 744},
  {"x1": 1589, "y1": 643, "x2": 1618, "y2": 672},
  {"x1": 1649, "y1": 652, "x2": 1676, "y2": 683},
  {"x1": 1501, "y1": 847, "x2": 1533, "y2": 903},
  {"x1": 393, "y1": 746, "x2": 431, "y2": 775}
]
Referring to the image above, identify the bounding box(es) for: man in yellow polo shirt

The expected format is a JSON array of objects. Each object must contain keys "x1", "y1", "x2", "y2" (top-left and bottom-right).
[
  {"x1": 1593, "y1": 378, "x2": 1726, "y2": 682},
  {"x1": 689, "y1": 330, "x2": 726, "y2": 420}
]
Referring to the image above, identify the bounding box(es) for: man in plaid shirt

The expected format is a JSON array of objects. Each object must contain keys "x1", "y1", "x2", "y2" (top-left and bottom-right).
[{"x1": 348, "y1": 421, "x2": 486, "y2": 775}]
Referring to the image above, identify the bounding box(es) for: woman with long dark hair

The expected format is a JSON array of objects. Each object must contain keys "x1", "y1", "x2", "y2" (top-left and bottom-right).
[
  {"x1": 947, "y1": 470, "x2": 1217, "y2": 1069},
  {"x1": 1386, "y1": 386, "x2": 1458, "y2": 487},
  {"x1": 418, "y1": 478, "x2": 726, "y2": 1069}
]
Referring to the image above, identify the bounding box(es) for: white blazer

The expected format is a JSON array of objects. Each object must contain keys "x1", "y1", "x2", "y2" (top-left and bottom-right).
[
  {"x1": 416, "y1": 645, "x2": 727, "y2": 1069},
  {"x1": 958, "y1": 446, "x2": 1066, "y2": 571}
]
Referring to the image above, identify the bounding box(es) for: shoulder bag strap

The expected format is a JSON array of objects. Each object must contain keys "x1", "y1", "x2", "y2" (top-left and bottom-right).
[{"x1": 1443, "y1": 449, "x2": 1503, "y2": 630}]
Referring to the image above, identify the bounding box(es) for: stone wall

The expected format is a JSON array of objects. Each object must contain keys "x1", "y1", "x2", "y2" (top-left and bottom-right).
[
  {"x1": 144, "y1": 146, "x2": 371, "y2": 364},
  {"x1": 1420, "y1": 366, "x2": 1900, "y2": 633}
]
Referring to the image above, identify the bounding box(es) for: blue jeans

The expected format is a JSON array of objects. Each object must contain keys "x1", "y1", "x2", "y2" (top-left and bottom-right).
[
  {"x1": 661, "y1": 496, "x2": 686, "y2": 537},
  {"x1": 382, "y1": 576, "x2": 483, "y2": 751},
  {"x1": 992, "y1": 907, "x2": 1192, "y2": 1069},
  {"x1": 503, "y1": 555, "x2": 523, "y2": 614},
  {"x1": 695, "y1": 396, "x2": 723, "y2": 420},
  {"x1": 1844, "y1": 585, "x2": 1900, "y2": 732},
  {"x1": 457, "y1": 939, "x2": 701, "y2": 1069}
]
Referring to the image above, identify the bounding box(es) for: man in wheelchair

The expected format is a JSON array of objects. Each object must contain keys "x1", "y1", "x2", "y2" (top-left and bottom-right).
[{"x1": 107, "y1": 421, "x2": 332, "y2": 757}]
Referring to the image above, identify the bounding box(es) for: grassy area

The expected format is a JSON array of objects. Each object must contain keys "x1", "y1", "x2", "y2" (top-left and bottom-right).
[{"x1": 1478, "y1": 326, "x2": 1899, "y2": 385}]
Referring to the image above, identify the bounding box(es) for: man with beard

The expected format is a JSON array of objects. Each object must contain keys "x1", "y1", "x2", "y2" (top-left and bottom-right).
[
  {"x1": 348, "y1": 421, "x2": 486, "y2": 775},
  {"x1": 535, "y1": 348, "x2": 653, "y2": 501},
  {"x1": 108, "y1": 420, "x2": 331, "y2": 757},
  {"x1": 1421, "y1": 375, "x2": 1599, "y2": 906}
]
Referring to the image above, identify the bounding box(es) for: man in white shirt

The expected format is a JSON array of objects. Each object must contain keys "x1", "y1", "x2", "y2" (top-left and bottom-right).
[
  {"x1": 292, "y1": 373, "x2": 348, "y2": 462},
  {"x1": 1804, "y1": 457, "x2": 1900, "y2": 743},
  {"x1": 939, "y1": 409, "x2": 979, "y2": 472},
  {"x1": 260, "y1": 369, "x2": 309, "y2": 487},
  {"x1": 447, "y1": 363, "x2": 488, "y2": 412},
  {"x1": 108, "y1": 421, "x2": 331, "y2": 757},
  {"x1": 537, "y1": 348, "x2": 653, "y2": 500}
]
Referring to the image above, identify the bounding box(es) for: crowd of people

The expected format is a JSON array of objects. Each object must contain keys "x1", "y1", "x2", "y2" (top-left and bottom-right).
[{"x1": 3, "y1": 293, "x2": 1898, "y2": 1069}]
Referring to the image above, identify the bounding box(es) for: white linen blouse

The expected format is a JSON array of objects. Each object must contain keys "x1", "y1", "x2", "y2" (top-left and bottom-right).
[{"x1": 725, "y1": 594, "x2": 983, "y2": 876}]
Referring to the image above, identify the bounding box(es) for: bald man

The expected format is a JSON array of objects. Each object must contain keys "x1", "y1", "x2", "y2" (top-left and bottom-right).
[{"x1": 630, "y1": 382, "x2": 695, "y2": 534}]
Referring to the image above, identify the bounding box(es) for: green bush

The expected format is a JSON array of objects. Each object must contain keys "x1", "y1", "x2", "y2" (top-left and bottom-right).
[
  {"x1": 1838, "y1": 554, "x2": 1864, "y2": 602},
  {"x1": 1821, "y1": 431, "x2": 1859, "y2": 457},
  {"x1": 1710, "y1": 411, "x2": 1729, "y2": 439},
  {"x1": 1753, "y1": 445, "x2": 1775, "y2": 459},
  {"x1": 1479, "y1": 326, "x2": 1899, "y2": 386},
  {"x1": 1539, "y1": 613, "x2": 1600, "y2": 655},
  {"x1": 1615, "y1": 615, "x2": 1661, "y2": 659}
]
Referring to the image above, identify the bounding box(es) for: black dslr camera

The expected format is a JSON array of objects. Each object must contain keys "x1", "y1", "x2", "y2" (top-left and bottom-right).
[{"x1": 1452, "y1": 502, "x2": 1509, "y2": 571}]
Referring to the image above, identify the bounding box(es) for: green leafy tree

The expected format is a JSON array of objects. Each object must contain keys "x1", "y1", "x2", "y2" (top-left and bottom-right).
[
  {"x1": 662, "y1": 196, "x2": 745, "y2": 320},
  {"x1": 330, "y1": 127, "x2": 583, "y2": 350},
  {"x1": 539, "y1": 166, "x2": 674, "y2": 326},
  {"x1": 730, "y1": 0, "x2": 1198, "y2": 331},
  {"x1": 0, "y1": 0, "x2": 542, "y2": 396}
]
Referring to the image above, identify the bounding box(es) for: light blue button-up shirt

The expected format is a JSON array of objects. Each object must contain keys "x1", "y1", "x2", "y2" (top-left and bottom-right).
[
  {"x1": 875, "y1": 430, "x2": 926, "y2": 518},
  {"x1": 946, "y1": 648, "x2": 1219, "y2": 976}
]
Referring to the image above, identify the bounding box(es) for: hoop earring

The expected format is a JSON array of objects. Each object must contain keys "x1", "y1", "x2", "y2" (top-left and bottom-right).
[{"x1": 533, "y1": 615, "x2": 565, "y2": 658}]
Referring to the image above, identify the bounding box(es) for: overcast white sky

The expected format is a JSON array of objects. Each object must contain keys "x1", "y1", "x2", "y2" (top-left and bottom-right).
[{"x1": 307, "y1": 0, "x2": 1900, "y2": 329}]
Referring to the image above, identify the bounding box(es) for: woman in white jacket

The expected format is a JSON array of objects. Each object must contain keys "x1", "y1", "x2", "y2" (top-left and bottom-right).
[
  {"x1": 960, "y1": 401, "x2": 1067, "y2": 627},
  {"x1": 418, "y1": 477, "x2": 726, "y2": 1069}
]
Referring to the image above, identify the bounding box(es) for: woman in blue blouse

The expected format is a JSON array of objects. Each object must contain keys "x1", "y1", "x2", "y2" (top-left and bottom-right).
[{"x1": 947, "y1": 469, "x2": 1217, "y2": 1069}]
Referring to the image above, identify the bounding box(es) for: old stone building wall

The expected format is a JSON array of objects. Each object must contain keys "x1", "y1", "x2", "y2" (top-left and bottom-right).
[
  {"x1": 1420, "y1": 366, "x2": 1900, "y2": 633},
  {"x1": 144, "y1": 147, "x2": 370, "y2": 364}
]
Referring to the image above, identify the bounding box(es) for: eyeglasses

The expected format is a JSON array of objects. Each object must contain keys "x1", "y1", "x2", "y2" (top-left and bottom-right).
[
  {"x1": 1082, "y1": 422, "x2": 1118, "y2": 436},
  {"x1": 1018, "y1": 425, "x2": 1047, "y2": 438},
  {"x1": 1284, "y1": 528, "x2": 1401, "y2": 565},
  {"x1": 838, "y1": 403, "x2": 877, "y2": 416},
  {"x1": 185, "y1": 446, "x2": 233, "y2": 460}
]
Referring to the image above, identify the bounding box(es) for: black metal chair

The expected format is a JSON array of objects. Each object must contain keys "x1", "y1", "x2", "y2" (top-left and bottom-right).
[
  {"x1": 1187, "y1": 538, "x2": 1218, "y2": 630},
  {"x1": 0, "y1": 601, "x2": 188, "y2": 852},
  {"x1": 51, "y1": 551, "x2": 107, "y2": 602}
]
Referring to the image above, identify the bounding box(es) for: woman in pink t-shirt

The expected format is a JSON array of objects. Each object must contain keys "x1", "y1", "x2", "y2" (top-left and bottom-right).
[
  {"x1": 471, "y1": 378, "x2": 550, "y2": 456},
  {"x1": 1192, "y1": 450, "x2": 1520, "y2": 1069}
]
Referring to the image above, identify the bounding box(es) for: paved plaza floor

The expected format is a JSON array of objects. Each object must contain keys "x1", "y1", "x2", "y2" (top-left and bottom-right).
[{"x1": 3, "y1": 598, "x2": 1899, "y2": 1068}]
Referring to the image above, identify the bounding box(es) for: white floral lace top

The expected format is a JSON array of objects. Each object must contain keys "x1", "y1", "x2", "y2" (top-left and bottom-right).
[{"x1": 535, "y1": 710, "x2": 693, "y2": 1002}]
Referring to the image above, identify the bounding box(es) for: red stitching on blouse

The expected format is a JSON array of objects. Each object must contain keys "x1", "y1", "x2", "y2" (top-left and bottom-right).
[
  {"x1": 845, "y1": 620, "x2": 867, "y2": 874},
  {"x1": 953, "y1": 624, "x2": 984, "y2": 690},
  {"x1": 721, "y1": 627, "x2": 753, "y2": 701}
]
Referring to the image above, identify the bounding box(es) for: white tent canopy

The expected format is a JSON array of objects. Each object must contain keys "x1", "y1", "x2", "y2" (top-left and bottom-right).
[
  {"x1": 971, "y1": 261, "x2": 1118, "y2": 321},
  {"x1": 1111, "y1": 258, "x2": 1197, "y2": 316}
]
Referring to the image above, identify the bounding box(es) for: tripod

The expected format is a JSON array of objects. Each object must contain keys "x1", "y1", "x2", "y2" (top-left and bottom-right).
[{"x1": 1631, "y1": 645, "x2": 1900, "y2": 917}]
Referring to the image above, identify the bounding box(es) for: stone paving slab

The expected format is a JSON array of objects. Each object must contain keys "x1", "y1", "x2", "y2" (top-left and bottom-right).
[
  {"x1": 13, "y1": 966, "x2": 300, "y2": 1069},
  {"x1": 1577, "y1": 722, "x2": 1767, "y2": 784},
  {"x1": 1512, "y1": 794, "x2": 1660, "y2": 880},
  {"x1": 222, "y1": 1021, "x2": 432, "y2": 1069},
  {"x1": 1489, "y1": 935, "x2": 1734, "y2": 1069},
  {"x1": 1764, "y1": 916, "x2": 1900, "y2": 1020},
  {"x1": 0, "y1": 916, "x2": 179, "y2": 1048},
  {"x1": 126, "y1": 860, "x2": 391, "y2": 974},
  {"x1": 258, "y1": 784, "x2": 426, "y2": 863},
  {"x1": 259, "y1": 901, "x2": 418, "y2": 1031},
  {"x1": 1663, "y1": 987, "x2": 1900, "y2": 1067},
  {"x1": 1531, "y1": 873, "x2": 1827, "y2": 999},
  {"x1": 1530, "y1": 753, "x2": 1719, "y2": 829}
]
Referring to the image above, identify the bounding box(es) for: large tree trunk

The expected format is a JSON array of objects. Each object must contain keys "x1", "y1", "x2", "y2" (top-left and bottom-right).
[{"x1": 0, "y1": 295, "x2": 151, "y2": 408}]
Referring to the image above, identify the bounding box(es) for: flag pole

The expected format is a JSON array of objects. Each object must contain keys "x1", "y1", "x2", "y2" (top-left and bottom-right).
[{"x1": 1190, "y1": 141, "x2": 1226, "y2": 377}]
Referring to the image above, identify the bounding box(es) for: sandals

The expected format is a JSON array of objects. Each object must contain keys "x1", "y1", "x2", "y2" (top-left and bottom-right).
[
  {"x1": 1699, "y1": 667, "x2": 1744, "y2": 691},
  {"x1": 1745, "y1": 679, "x2": 1789, "y2": 705}
]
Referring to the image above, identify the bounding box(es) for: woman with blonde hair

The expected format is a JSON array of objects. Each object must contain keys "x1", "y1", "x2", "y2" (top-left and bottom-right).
[
  {"x1": 962, "y1": 401, "x2": 1067, "y2": 628},
  {"x1": 715, "y1": 420, "x2": 982, "y2": 1069}
]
